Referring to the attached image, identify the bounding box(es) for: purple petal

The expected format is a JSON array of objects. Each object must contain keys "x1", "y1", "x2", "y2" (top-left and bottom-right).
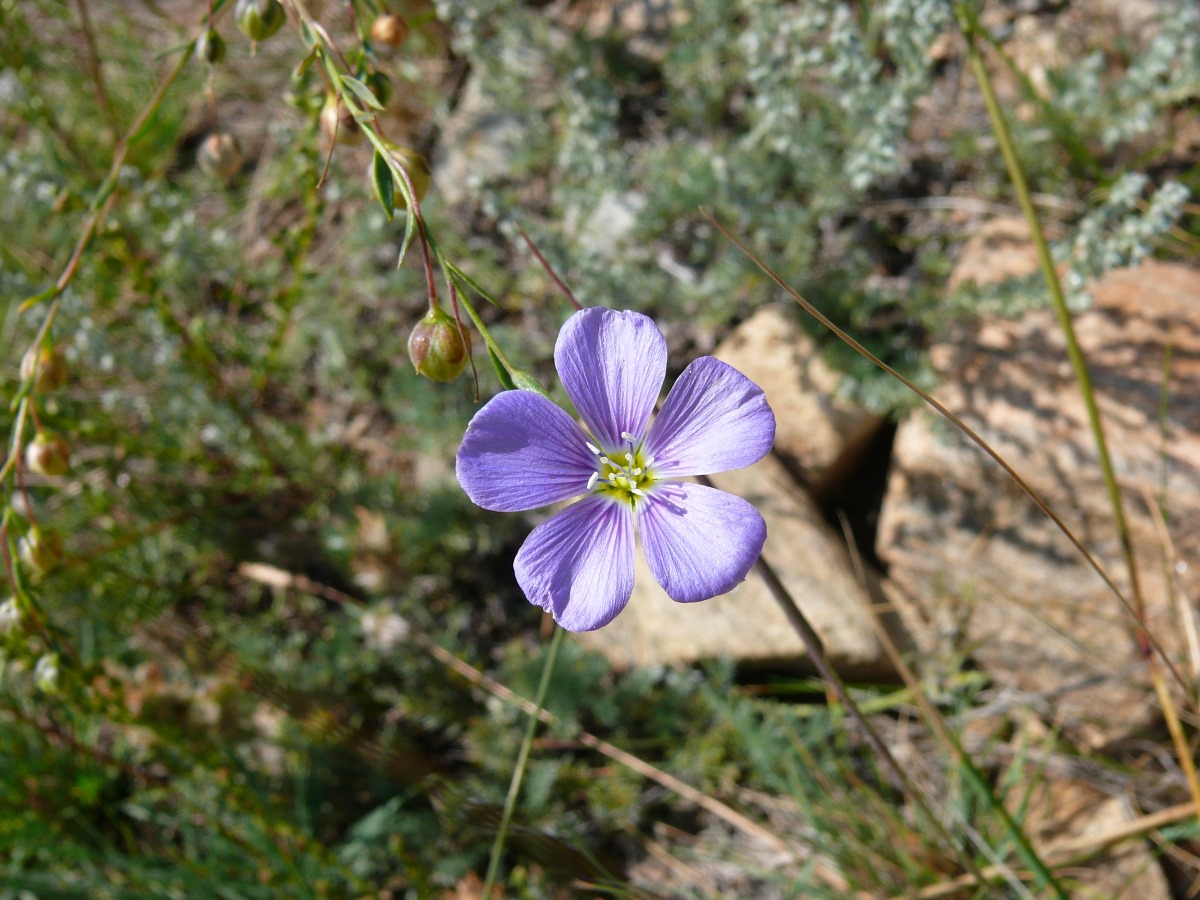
[
  {"x1": 456, "y1": 390, "x2": 596, "y2": 512},
  {"x1": 514, "y1": 495, "x2": 636, "y2": 631},
  {"x1": 554, "y1": 307, "x2": 667, "y2": 449},
  {"x1": 639, "y1": 482, "x2": 766, "y2": 603},
  {"x1": 644, "y1": 356, "x2": 775, "y2": 477}
]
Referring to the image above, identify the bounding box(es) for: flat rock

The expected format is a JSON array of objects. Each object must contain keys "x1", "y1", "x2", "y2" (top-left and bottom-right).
[
  {"x1": 579, "y1": 452, "x2": 892, "y2": 676},
  {"x1": 712, "y1": 305, "x2": 885, "y2": 493},
  {"x1": 878, "y1": 259, "x2": 1200, "y2": 745}
]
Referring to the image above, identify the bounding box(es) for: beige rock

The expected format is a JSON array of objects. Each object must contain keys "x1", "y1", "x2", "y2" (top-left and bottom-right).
[
  {"x1": 712, "y1": 305, "x2": 885, "y2": 493},
  {"x1": 879, "y1": 260, "x2": 1200, "y2": 744},
  {"x1": 947, "y1": 216, "x2": 1039, "y2": 292},
  {"x1": 579, "y1": 452, "x2": 892, "y2": 676}
]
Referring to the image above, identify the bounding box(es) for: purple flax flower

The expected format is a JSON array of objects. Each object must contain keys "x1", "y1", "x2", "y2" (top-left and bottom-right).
[{"x1": 456, "y1": 307, "x2": 776, "y2": 632}]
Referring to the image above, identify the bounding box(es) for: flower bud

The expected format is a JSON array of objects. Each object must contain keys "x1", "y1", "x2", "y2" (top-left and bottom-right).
[
  {"x1": 19, "y1": 526, "x2": 64, "y2": 575},
  {"x1": 197, "y1": 132, "x2": 244, "y2": 182},
  {"x1": 370, "y1": 13, "x2": 409, "y2": 49},
  {"x1": 408, "y1": 309, "x2": 472, "y2": 383},
  {"x1": 387, "y1": 145, "x2": 431, "y2": 209},
  {"x1": 235, "y1": 0, "x2": 285, "y2": 42},
  {"x1": 19, "y1": 344, "x2": 68, "y2": 392},
  {"x1": 320, "y1": 95, "x2": 363, "y2": 146},
  {"x1": 25, "y1": 431, "x2": 71, "y2": 477},
  {"x1": 196, "y1": 28, "x2": 226, "y2": 65}
]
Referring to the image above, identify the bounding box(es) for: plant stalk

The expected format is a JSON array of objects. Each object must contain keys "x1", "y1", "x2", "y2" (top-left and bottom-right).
[{"x1": 482, "y1": 624, "x2": 566, "y2": 894}]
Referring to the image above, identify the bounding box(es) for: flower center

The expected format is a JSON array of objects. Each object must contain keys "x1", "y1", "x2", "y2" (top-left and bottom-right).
[{"x1": 586, "y1": 431, "x2": 656, "y2": 506}]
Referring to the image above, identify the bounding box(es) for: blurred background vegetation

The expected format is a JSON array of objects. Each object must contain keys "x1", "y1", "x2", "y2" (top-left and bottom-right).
[{"x1": 1, "y1": 0, "x2": 1198, "y2": 896}]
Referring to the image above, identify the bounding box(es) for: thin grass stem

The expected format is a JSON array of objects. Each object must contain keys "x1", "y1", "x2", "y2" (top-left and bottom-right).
[
  {"x1": 482, "y1": 623, "x2": 566, "y2": 894},
  {"x1": 957, "y1": 2, "x2": 1200, "y2": 825}
]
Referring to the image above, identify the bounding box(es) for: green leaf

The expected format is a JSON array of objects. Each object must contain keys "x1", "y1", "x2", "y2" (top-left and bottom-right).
[
  {"x1": 18, "y1": 285, "x2": 58, "y2": 313},
  {"x1": 292, "y1": 45, "x2": 320, "y2": 80},
  {"x1": 488, "y1": 346, "x2": 516, "y2": 391},
  {"x1": 340, "y1": 74, "x2": 385, "y2": 111},
  {"x1": 371, "y1": 150, "x2": 394, "y2": 221},
  {"x1": 396, "y1": 207, "x2": 416, "y2": 270}
]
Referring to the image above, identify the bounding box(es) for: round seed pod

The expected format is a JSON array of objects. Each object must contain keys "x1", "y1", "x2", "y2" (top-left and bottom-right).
[
  {"x1": 408, "y1": 309, "x2": 472, "y2": 383},
  {"x1": 25, "y1": 431, "x2": 71, "y2": 477},
  {"x1": 320, "y1": 95, "x2": 363, "y2": 146},
  {"x1": 197, "y1": 132, "x2": 244, "y2": 181},
  {"x1": 20, "y1": 344, "x2": 68, "y2": 393},
  {"x1": 196, "y1": 28, "x2": 226, "y2": 65},
  {"x1": 370, "y1": 13, "x2": 409, "y2": 48},
  {"x1": 19, "y1": 526, "x2": 64, "y2": 575},
  {"x1": 235, "y1": 0, "x2": 285, "y2": 42}
]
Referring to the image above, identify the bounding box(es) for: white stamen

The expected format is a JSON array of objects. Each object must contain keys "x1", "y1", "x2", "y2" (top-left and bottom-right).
[
  {"x1": 585, "y1": 441, "x2": 601, "y2": 455},
  {"x1": 621, "y1": 431, "x2": 637, "y2": 442},
  {"x1": 624, "y1": 453, "x2": 634, "y2": 465},
  {"x1": 631, "y1": 487, "x2": 646, "y2": 497},
  {"x1": 587, "y1": 472, "x2": 599, "y2": 490},
  {"x1": 599, "y1": 456, "x2": 611, "y2": 466}
]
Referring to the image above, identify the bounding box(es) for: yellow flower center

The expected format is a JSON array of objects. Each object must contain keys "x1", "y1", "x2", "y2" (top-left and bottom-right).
[{"x1": 586, "y1": 432, "x2": 656, "y2": 507}]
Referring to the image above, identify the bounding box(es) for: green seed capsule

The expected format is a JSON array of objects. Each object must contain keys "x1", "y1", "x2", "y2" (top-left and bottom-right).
[
  {"x1": 25, "y1": 431, "x2": 71, "y2": 477},
  {"x1": 20, "y1": 344, "x2": 68, "y2": 393},
  {"x1": 19, "y1": 526, "x2": 64, "y2": 575},
  {"x1": 196, "y1": 28, "x2": 226, "y2": 65},
  {"x1": 236, "y1": 0, "x2": 285, "y2": 42},
  {"x1": 408, "y1": 309, "x2": 472, "y2": 383}
]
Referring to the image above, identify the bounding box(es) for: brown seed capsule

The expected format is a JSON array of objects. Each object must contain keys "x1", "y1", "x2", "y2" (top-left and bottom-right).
[
  {"x1": 19, "y1": 526, "x2": 64, "y2": 575},
  {"x1": 320, "y1": 95, "x2": 363, "y2": 146},
  {"x1": 197, "y1": 132, "x2": 244, "y2": 182},
  {"x1": 370, "y1": 13, "x2": 409, "y2": 49},
  {"x1": 25, "y1": 431, "x2": 71, "y2": 477},
  {"x1": 408, "y1": 309, "x2": 472, "y2": 383},
  {"x1": 20, "y1": 344, "x2": 68, "y2": 392}
]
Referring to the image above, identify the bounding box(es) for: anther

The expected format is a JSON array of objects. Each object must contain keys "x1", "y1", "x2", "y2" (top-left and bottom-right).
[
  {"x1": 587, "y1": 472, "x2": 599, "y2": 490},
  {"x1": 586, "y1": 441, "x2": 601, "y2": 455}
]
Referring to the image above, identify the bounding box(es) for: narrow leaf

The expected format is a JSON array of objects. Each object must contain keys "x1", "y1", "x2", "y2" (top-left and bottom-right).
[
  {"x1": 340, "y1": 74, "x2": 385, "y2": 111},
  {"x1": 488, "y1": 346, "x2": 516, "y2": 391},
  {"x1": 371, "y1": 150, "x2": 394, "y2": 221},
  {"x1": 18, "y1": 286, "x2": 58, "y2": 313}
]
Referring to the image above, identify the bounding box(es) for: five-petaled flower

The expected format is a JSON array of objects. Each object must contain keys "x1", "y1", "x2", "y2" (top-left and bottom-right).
[{"x1": 456, "y1": 307, "x2": 776, "y2": 632}]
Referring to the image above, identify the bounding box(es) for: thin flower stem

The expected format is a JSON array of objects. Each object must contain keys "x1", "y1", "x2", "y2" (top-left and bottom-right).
[
  {"x1": 482, "y1": 624, "x2": 565, "y2": 895},
  {"x1": 958, "y1": 3, "x2": 1200, "y2": 824},
  {"x1": 516, "y1": 226, "x2": 583, "y2": 311}
]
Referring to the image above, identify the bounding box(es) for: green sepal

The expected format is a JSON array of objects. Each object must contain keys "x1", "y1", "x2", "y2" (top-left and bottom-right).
[{"x1": 488, "y1": 346, "x2": 516, "y2": 391}]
